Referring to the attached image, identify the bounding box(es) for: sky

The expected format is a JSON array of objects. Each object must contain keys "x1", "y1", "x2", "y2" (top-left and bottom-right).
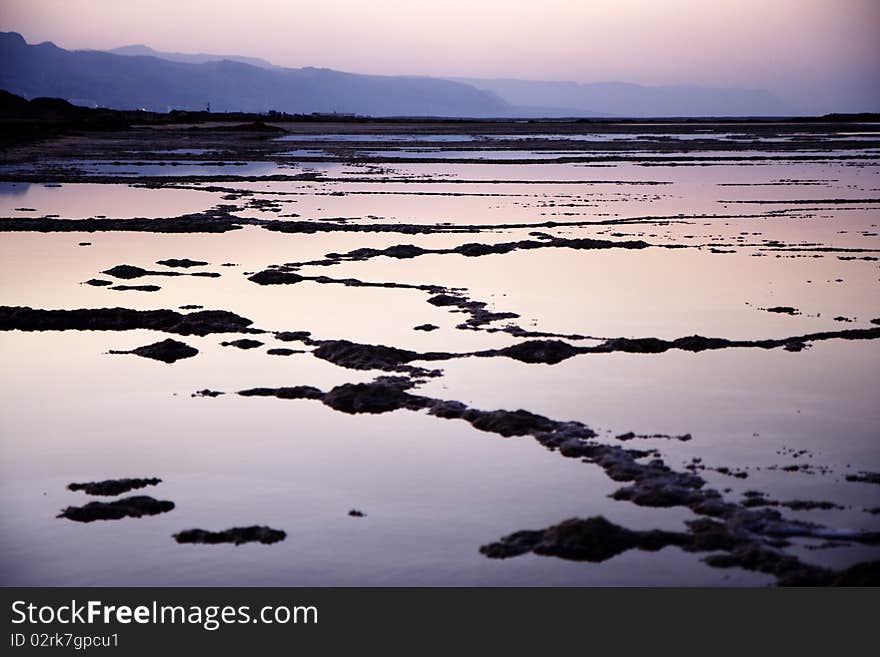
[{"x1": 1, "y1": 0, "x2": 878, "y2": 111}]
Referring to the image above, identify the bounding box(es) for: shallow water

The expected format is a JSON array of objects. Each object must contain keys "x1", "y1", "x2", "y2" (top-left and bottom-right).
[
  {"x1": 1, "y1": 122, "x2": 878, "y2": 586},
  {"x1": 0, "y1": 160, "x2": 297, "y2": 178},
  {"x1": 0, "y1": 182, "x2": 213, "y2": 218},
  {"x1": 274, "y1": 134, "x2": 483, "y2": 143}
]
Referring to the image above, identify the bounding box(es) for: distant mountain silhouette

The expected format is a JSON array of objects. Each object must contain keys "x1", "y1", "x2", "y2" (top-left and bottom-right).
[
  {"x1": 0, "y1": 32, "x2": 513, "y2": 117},
  {"x1": 106, "y1": 42, "x2": 795, "y2": 117},
  {"x1": 106, "y1": 44, "x2": 277, "y2": 69},
  {"x1": 453, "y1": 78, "x2": 796, "y2": 117},
  {"x1": 0, "y1": 32, "x2": 796, "y2": 118}
]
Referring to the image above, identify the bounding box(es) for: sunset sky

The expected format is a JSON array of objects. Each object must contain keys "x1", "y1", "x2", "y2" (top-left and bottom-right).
[{"x1": 2, "y1": 0, "x2": 878, "y2": 111}]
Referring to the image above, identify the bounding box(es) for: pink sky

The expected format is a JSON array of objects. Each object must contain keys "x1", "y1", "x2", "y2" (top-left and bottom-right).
[{"x1": 2, "y1": 0, "x2": 878, "y2": 109}]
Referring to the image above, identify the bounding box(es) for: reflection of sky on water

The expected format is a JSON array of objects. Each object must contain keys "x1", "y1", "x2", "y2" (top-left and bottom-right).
[
  {"x1": 0, "y1": 161, "x2": 296, "y2": 179},
  {"x1": 273, "y1": 132, "x2": 880, "y2": 144},
  {"x1": 0, "y1": 182, "x2": 213, "y2": 218},
  {"x1": 1, "y1": 138, "x2": 878, "y2": 586}
]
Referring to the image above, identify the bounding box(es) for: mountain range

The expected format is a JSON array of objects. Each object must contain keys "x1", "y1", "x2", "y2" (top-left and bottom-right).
[
  {"x1": 0, "y1": 32, "x2": 796, "y2": 117},
  {"x1": 0, "y1": 32, "x2": 511, "y2": 117},
  {"x1": 106, "y1": 44, "x2": 278, "y2": 70},
  {"x1": 454, "y1": 78, "x2": 794, "y2": 119}
]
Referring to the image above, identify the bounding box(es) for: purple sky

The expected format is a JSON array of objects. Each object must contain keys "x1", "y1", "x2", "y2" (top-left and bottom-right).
[{"x1": 2, "y1": 0, "x2": 878, "y2": 110}]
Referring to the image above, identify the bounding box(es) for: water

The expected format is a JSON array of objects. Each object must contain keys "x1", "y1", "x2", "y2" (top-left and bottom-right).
[
  {"x1": 0, "y1": 182, "x2": 212, "y2": 219},
  {"x1": 1, "y1": 122, "x2": 878, "y2": 585},
  {"x1": 274, "y1": 134, "x2": 482, "y2": 143},
  {"x1": 0, "y1": 161, "x2": 296, "y2": 178}
]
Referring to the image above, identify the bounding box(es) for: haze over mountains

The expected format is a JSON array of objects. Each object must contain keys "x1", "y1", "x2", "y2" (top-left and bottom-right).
[
  {"x1": 0, "y1": 32, "x2": 511, "y2": 117},
  {"x1": 1, "y1": 31, "x2": 798, "y2": 117},
  {"x1": 455, "y1": 78, "x2": 793, "y2": 120},
  {"x1": 107, "y1": 44, "x2": 277, "y2": 70}
]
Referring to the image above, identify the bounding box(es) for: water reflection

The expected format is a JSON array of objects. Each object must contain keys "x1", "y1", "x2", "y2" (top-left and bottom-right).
[{"x1": 1, "y1": 128, "x2": 878, "y2": 586}]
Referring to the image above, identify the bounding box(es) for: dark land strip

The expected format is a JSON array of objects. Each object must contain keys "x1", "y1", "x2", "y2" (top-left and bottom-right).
[{"x1": 228, "y1": 375, "x2": 879, "y2": 585}]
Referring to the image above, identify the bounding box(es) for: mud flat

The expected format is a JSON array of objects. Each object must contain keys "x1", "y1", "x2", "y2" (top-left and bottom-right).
[
  {"x1": 0, "y1": 306, "x2": 258, "y2": 335},
  {"x1": 479, "y1": 516, "x2": 879, "y2": 586},
  {"x1": 58, "y1": 496, "x2": 175, "y2": 522},
  {"x1": 109, "y1": 338, "x2": 199, "y2": 363},
  {"x1": 67, "y1": 477, "x2": 162, "y2": 496},
  {"x1": 173, "y1": 526, "x2": 286, "y2": 545}
]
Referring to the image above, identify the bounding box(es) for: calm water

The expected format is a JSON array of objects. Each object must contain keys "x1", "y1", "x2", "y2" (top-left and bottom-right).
[{"x1": 1, "y1": 126, "x2": 878, "y2": 585}]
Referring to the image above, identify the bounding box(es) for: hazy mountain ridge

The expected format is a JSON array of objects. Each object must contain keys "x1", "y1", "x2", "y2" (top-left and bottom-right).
[
  {"x1": 0, "y1": 32, "x2": 514, "y2": 117},
  {"x1": 454, "y1": 78, "x2": 796, "y2": 117},
  {"x1": 102, "y1": 42, "x2": 794, "y2": 117},
  {"x1": 1, "y1": 32, "x2": 796, "y2": 117},
  {"x1": 105, "y1": 44, "x2": 278, "y2": 69}
]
